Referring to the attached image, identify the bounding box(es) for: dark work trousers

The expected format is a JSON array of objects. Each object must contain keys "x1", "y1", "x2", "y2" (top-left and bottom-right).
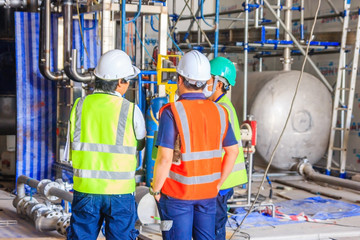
[
  {"x1": 157, "y1": 193, "x2": 216, "y2": 240},
  {"x1": 67, "y1": 190, "x2": 139, "y2": 240},
  {"x1": 215, "y1": 188, "x2": 234, "y2": 240}
]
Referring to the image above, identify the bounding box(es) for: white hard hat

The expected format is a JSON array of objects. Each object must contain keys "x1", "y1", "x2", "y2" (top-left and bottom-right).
[
  {"x1": 176, "y1": 50, "x2": 211, "y2": 82},
  {"x1": 94, "y1": 49, "x2": 140, "y2": 81}
]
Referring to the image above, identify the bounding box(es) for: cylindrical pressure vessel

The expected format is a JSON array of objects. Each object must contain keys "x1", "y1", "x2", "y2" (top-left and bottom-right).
[{"x1": 232, "y1": 71, "x2": 332, "y2": 170}]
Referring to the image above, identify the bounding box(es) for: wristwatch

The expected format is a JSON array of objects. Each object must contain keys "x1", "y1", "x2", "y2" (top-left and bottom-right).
[{"x1": 149, "y1": 186, "x2": 161, "y2": 196}]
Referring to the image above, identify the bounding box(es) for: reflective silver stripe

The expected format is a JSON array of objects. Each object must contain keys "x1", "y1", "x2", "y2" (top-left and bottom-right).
[
  {"x1": 232, "y1": 162, "x2": 246, "y2": 173},
  {"x1": 174, "y1": 102, "x2": 191, "y2": 152},
  {"x1": 214, "y1": 103, "x2": 226, "y2": 149},
  {"x1": 182, "y1": 149, "x2": 222, "y2": 161},
  {"x1": 169, "y1": 171, "x2": 221, "y2": 185},
  {"x1": 116, "y1": 99, "x2": 130, "y2": 145},
  {"x1": 72, "y1": 96, "x2": 135, "y2": 155},
  {"x1": 219, "y1": 102, "x2": 234, "y2": 126},
  {"x1": 238, "y1": 141, "x2": 243, "y2": 148},
  {"x1": 73, "y1": 168, "x2": 135, "y2": 180},
  {"x1": 72, "y1": 142, "x2": 136, "y2": 154},
  {"x1": 74, "y1": 97, "x2": 86, "y2": 142}
]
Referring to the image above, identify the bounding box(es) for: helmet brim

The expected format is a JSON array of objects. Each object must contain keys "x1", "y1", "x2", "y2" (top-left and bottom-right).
[{"x1": 124, "y1": 66, "x2": 141, "y2": 80}]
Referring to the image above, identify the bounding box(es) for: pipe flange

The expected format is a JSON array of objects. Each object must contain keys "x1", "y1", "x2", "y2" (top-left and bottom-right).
[
  {"x1": 25, "y1": 201, "x2": 40, "y2": 217},
  {"x1": 45, "y1": 210, "x2": 63, "y2": 219},
  {"x1": 43, "y1": 181, "x2": 63, "y2": 202},
  {"x1": 37, "y1": 179, "x2": 52, "y2": 193},
  {"x1": 30, "y1": 203, "x2": 47, "y2": 221},
  {"x1": 56, "y1": 215, "x2": 71, "y2": 235}
]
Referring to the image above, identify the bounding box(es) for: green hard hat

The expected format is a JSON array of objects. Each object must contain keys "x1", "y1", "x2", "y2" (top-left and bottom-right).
[{"x1": 210, "y1": 57, "x2": 237, "y2": 86}]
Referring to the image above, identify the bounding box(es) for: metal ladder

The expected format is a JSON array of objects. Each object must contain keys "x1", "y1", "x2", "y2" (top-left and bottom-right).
[{"x1": 326, "y1": 3, "x2": 360, "y2": 177}]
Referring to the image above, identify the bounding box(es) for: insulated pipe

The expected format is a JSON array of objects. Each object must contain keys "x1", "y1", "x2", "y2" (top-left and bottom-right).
[
  {"x1": 298, "y1": 162, "x2": 360, "y2": 191},
  {"x1": 63, "y1": 0, "x2": 93, "y2": 82},
  {"x1": 14, "y1": 175, "x2": 73, "y2": 206},
  {"x1": 35, "y1": 216, "x2": 61, "y2": 232},
  {"x1": 48, "y1": 185, "x2": 73, "y2": 203},
  {"x1": 39, "y1": 0, "x2": 65, "y2": 81}
]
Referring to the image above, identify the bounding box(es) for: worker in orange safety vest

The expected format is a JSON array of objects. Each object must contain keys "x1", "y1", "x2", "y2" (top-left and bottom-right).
[{"x1": 150, "y1": 50, "x2": 239, "y2": 240}]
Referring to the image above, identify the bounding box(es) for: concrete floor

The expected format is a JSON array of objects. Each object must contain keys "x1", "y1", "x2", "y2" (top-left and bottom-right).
[{"x1": 1, "y1": 173, "x2": 360, "y2": 239}]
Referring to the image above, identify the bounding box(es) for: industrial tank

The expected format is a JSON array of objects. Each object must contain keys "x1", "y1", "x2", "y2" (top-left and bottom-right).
[{"x1": 232, "y1": 71, "x2": 332, "y2": 170}]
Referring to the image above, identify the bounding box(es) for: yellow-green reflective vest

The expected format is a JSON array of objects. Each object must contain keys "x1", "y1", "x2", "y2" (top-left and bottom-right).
[
  {"x1": 70, "y1": 93, "x2": 137, "y2": 194},
  {"x1": 218, "y1": 95, "x2": 248, "y2": 189}
]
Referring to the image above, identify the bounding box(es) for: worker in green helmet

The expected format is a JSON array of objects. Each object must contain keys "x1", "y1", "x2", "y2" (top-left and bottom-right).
[{"x1": 204, "y1": 56, "x2": 248, "y2": 240}]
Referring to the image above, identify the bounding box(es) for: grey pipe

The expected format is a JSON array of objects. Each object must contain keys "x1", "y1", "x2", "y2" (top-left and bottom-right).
[
  {"x1": 283, "y1": 0, "x2": 292, "y2": 71},
  {"x1": 39, "y1": 0, "x2": 65, "y2": 81},
  {"x1": 35, "y1": 216, "x2": 61, "y2": 232},
  {"x1": 14, "y1": 175, "x2": 73, "y2": 206},
  {"x1": 63, "y1": 0, "x2": 94, "y2": 82},
  {"x1": 15, "y1": 175, "x2": 40, "y2": 203},
  {"x1": 48, "y1": 185, "x2": 73, "y2": 203},
  {"x1": 299, "y1": 163, "x2": 360, "y2": 191}
]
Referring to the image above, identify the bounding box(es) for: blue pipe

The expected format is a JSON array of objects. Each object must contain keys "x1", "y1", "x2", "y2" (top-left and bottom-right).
[
  {"x1": 300, "y1": 24, "x2": 304, "y2": 41},
  {"x1": 214, "y1": 0, "x2": 219, "y2": 57},
  {"x1": 126, "y1": 0, "x2": 142, "y2": 24},
  {"x1": 150, "y1": 15, "x2": 158, "y2": 32},
  {"x1": 121, "y1": 0, "x2": 126, "y2": 51},
  {"x1": 141, "y1": 70, "x2": 157, "y2": 75},
  {"x1": 200, "y1": 0, "x2": 214, "y2": 27}
]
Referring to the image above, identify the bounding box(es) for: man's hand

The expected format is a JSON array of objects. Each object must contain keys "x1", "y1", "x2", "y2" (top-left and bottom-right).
[{"x1": 154, "y1": 193, "x2": 161, "y2": 202}]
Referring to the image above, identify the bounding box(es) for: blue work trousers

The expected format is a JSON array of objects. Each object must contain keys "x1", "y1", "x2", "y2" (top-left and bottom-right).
[
  {"x1": 215, "y1": 188, "x2": 234, "y2": 240},
  {"x1": 67, "y1": 190, "x2": 139, "y2": 240},
  {"x1": 157, "y1": 194, "x2": 216, "y2": 240}
]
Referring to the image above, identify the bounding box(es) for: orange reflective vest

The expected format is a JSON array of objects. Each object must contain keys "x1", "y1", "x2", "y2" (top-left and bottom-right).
[{"x1": 160, "y1": 99, "x2": 229, "y2": 200}]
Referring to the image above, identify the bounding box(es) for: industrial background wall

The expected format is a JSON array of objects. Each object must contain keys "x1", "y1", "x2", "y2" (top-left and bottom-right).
[
  {"x1": 192, "y1": 0, "x2": 360, "y2": 173},
  {"x1": 14, "y1": 12, "x2": 100, "y2": 180}
]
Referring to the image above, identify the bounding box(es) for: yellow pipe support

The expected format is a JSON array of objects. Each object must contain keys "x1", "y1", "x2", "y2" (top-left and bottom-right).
[{"x1": 156, "y1": 54, "x2": 181, "y2": 102}]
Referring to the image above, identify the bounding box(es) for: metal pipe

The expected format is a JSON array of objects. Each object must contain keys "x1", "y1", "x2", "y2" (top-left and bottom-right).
[
  {"x1": 48, "y1": 186, "x2": 73, "y2": 203},
  {"x1": 326, "y1": 0, "x2": 343, "y2": 23},
  {"x1": 121, "y1": 0, "x2": 126, "y2": 51},
  {"x1": 39, "y1": 0, "x2": 65, "y2": 81},
  {"x1": 243, "y1": 0, "x2": 249, "y2": 121},
  {"x1": 300, "y1": 0, "x2": 304, "y2": 41},
  {"x1": 63, "y1": 0, "x2": 93, "y2": 82},
  {"x1": 179, "y1": 9, "x2": 244, "y2": 20},
  {"x1": 298, "y1": 162, "x2": 360, "y2": 191},
  {"x1": 63, "y1": 0, "x2": 73, "y2": 74},
  {"x1": 276, "y1": 0, "x2": 280, "y2": 39},
  {"x1": 254, "y1": 0, "x2": 259, "y2": 27},
  {"x1": 263, "y1": 0, "x2": 333, "y2": 92},
  {"x1": 68, "y1": 50, "x2": 94, "y2": 82},
  {"x1": 35, "y1": 216, "x2": 61, "y2": 232},
  {"x1": 214, "y1": 0, "x2": 219, "y2": 57},
  {"x1": 14, "y1": 175, "x2": 73, "y2": 205},
  {"x1": 283, "y1": 0, "x2": 292, "y2": 71}
]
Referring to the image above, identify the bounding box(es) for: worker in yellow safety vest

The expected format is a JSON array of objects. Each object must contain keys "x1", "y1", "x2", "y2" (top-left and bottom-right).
[
  {"x1": 67, "y1": 49, "x2": 146, "y2": 240},
  {"x1": 203, "y1": 56, "x2": 248, "y2": 240}
]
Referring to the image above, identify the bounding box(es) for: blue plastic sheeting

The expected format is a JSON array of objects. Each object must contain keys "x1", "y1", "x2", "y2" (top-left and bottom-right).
[
  {"x1": 15, "y1": 12, "x2": 100, "y2": 182},
  {"x1": 15, "y1": 12, "x2": 57, "y2": 181},
  {"x1": 276, "y1": 196, "x2": 360, "y2": 220},
  {"x1": 228, "y1": 197, "x2": 360, "y2": 229}
]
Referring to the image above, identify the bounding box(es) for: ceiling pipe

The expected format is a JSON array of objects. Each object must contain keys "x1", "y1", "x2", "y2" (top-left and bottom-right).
[
  {"x1": 39, "y1": 0, "x2": 66, "y2": 81},
  {"x1": 63, "y1": 0, "x2": 94, "y2": 82},
  {"x1": 297, "y1": 161, "x2": 360, "y2": 191}
]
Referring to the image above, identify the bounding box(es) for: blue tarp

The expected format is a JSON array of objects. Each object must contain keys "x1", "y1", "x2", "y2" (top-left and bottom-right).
[{"x1": 228, "y1": 197, "x2": 360, "y2": 229}]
